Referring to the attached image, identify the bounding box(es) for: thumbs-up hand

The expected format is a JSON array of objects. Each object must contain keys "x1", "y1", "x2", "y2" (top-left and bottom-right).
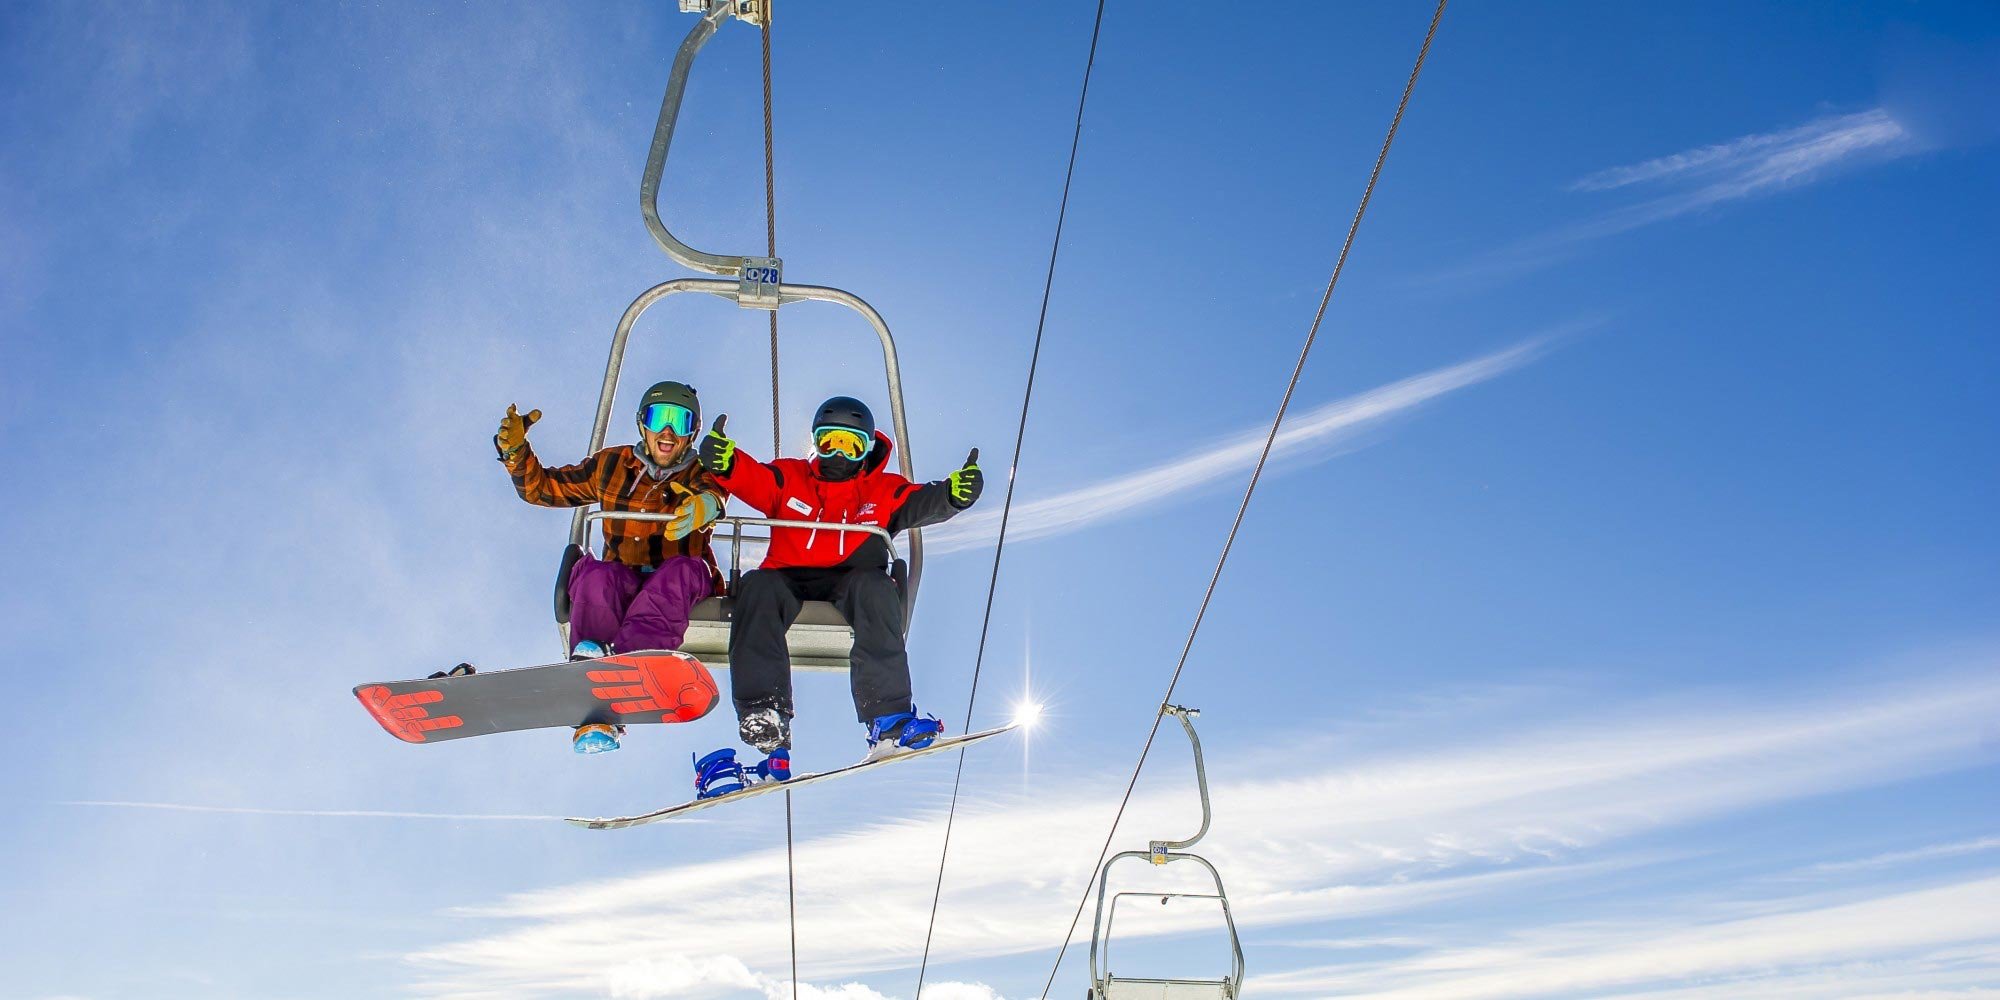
[
  {"x1": 698, "y1": 414, "x2": 737, "y2": 475},
  {"x1": 947, "y1": 448, "x2": 982, "y2": 509},
  {"x1": 495, "y1": 404, "x2": 541, "y2": 461}
]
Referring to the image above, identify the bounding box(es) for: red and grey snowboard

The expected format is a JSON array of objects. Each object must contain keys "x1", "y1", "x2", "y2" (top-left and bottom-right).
[{"x1": 354, "y1": 650, "x2": 719, "y2": 744}]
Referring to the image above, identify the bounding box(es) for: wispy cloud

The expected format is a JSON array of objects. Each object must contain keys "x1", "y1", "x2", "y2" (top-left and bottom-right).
[
  {"x1": 1251, "y1": 874, "x2": 2000, "y2": 998},
  {"x1": 597, "y1": 953, "x2": 1004, "y2": 1000},
  {"x1": 402, "y1": 667, "x2": 2000, "y2": 997},
  {"x1": 1569, "y1": 109, "x2": 1909, "y2": 195},
  {"x1": 58, "y1": 800, "x2": 565, "y2": 822},
  {"x1": 1435, "y1": 108, "x2": 1918, "y2": 284},
  {"x1": 1563, "y1": 108, "x2": 1912, "y2": 238},
  {"x1": 924, "y1": 335, "x2": 1561, "y2": 556},
  {"x1": 1792, "y1": 835, "x2": 2000, "y2": 877}
]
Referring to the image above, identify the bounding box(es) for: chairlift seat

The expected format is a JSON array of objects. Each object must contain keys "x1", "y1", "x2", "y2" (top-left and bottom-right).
[
  {"x1": 679, "y1": 597, "x2": 855, "y2": 672},
  {"x1": 1097, "y1": 979, "x2": 1236, "y2": 1000}
]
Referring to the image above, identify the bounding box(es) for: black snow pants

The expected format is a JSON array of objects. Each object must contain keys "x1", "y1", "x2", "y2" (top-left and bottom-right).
[{"x1": 727, "y1": 565, "x2": 912, "y2": 724}]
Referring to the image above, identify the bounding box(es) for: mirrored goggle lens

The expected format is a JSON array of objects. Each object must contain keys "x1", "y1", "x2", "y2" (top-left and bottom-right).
[
  {"x1": 641, "y1": 403, "x2": 695, "y2": 436},
  {"x1": 813, "y1": 427, "x2": 871, "y2": 460}
]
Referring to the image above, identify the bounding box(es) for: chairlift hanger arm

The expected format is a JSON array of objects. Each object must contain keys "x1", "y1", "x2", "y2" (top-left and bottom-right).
[
  {"x1": 644, "y1": 2, "x2": 770, "y2": 276},
  {"x1": 1151, "y1": 705, "x2": 1212, "y2": 857}
]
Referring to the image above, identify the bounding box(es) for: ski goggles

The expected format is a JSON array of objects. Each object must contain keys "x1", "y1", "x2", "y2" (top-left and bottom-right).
[
  {"x1": 640, "y1": 402, "x2": 696, "y2": 437},
  {"x1": 813, "y1": 425, "x2": 873, "y2": 460}
]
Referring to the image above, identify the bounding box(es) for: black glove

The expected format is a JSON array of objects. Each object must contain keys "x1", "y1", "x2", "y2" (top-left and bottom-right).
[
  {"x1": 947, "y1": 448, "x2": 982, "y2": 509},
  {"x1": 697, "y1": 414, "x2": 737, "y2": 475}
]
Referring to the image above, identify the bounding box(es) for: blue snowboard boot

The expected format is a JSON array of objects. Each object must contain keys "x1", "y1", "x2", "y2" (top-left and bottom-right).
[
  {"x1": 755, "y1": 747, "x2": 792, "y2": 784},
  {"x1": 865, "y1": 708, "x2": 944, "y2": 762},
  {"x1": 572, "y1": 723, "x2": 622, "y2": 755},
  {"x1": 693, "y1": 748, "x2": 750, "y2": 799},
  {"x1": 570, "y1": 640, "x2": 610, "y2": 660}
]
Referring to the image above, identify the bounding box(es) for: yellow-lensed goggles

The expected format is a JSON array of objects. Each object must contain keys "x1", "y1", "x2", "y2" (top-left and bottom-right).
[{"x1": 812, "y1": 426, "x2": 872, "y2": 460}]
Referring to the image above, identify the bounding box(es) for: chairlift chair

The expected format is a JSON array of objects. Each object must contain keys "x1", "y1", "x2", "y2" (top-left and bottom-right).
[
  {"x1": 1089, "y1": 706, "x2": 1245, "y2": 999},
  {"x1": 553, "y1": 0, "x2": 923, "y2": 671}
]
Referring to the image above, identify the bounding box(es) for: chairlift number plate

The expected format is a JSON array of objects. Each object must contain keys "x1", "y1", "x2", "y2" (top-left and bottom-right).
[{"x1": 738, "y1": 257, "x2": 782, "y2": 309}]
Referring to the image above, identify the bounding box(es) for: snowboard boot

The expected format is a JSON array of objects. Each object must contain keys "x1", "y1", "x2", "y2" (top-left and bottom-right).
[
  {"x1": 693, "y1": 748, "x2": 749, "y2": 799},
  {"x1": 738, "y1": 705, "x2": 792, "y2": 754},
  {"x1": 754, "y1": 747, "x2": 792, "y2": 784},
  {"x1": 427, "y1": 662, "x2": 476, "y2": 679},
  {"x1": 864, "y1": 708, "x2": 944, "y2": 762},
  {"x1": 570, "y1": 640, "x2": 610, "y2": 660},
  {"x1": 572, "y1": 723, "x2": 623, "y2": 755}
]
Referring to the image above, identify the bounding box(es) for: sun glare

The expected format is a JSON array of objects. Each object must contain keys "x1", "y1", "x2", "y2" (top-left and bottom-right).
[{"x1": 1012, "y1": 699, "x2": 1045, "y2": 729}]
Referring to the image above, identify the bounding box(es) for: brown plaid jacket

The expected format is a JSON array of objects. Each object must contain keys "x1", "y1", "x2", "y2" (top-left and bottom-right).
[{"x1": 504, "y1": 443, "x2": 725, "y2": 571}]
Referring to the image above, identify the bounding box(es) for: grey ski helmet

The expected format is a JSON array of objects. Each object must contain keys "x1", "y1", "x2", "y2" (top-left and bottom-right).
[
  {"x1": 636, "y1": 380, "x2": 700, "y2": 432},
  {"x1": 812, "y1": 395, "x2": 875, "y2": 438}
]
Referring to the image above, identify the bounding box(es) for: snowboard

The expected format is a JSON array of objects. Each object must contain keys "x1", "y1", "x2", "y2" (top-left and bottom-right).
[
  {"x1": 354, "y1": 650, "x2": 720, "y2": 744},
  {"x1": 567, "y1": 723, "x2": 1018, "y2": 830}
]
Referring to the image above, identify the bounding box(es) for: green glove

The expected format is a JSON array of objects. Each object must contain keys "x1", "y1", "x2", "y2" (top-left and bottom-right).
[
  {"x1": 697, "y1": 414, "x2": 737, "y2": 475},
  {"x1": 495, "y1": 404, "x2": 540, "y2": 461},
  {"x1": 662, "y1": 488, "x2": 724, "y2": 541},
  {"x1": 948, "y1": 448, "x2": 982, "y2": 509}
]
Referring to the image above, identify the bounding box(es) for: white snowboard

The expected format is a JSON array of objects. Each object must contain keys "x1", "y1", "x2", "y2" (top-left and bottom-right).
[{"x1": 567, "y1": 723, "x2": 1018, "y2": 830}]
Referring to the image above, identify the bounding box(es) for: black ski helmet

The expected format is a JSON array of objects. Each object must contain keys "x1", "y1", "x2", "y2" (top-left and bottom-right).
[
  {"x1": 635, "y1": 380, "x2": 700, "y2": 431},
  {"x1": 812, "y1": 395, "x2": 875, "y2": 438}
]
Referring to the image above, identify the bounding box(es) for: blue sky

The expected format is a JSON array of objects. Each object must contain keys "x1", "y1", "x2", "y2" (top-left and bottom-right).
[{"x1": 2, "y1": 2, "x2": 1997, "y2": 997}]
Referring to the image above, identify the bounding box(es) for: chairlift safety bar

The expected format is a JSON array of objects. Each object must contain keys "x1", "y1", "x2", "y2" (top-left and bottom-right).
[
  {"x1": 584, "y1": 516, "x2": 904, "y2": 572},
  {"x1": 1091, "y1": 851, "x2": 1244, "y2": 997},
  {"x1": 1101, "y1": 888, "x2": 1238, "y2": 991},
  {"x1": 565, "y1": 277, "x2": 925, "y2": 619}
]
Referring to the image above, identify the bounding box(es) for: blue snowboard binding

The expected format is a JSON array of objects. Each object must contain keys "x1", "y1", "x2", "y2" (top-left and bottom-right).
[
  {"x1": 865, "y1": 708, "x2": 944, "y2": 762},
  {"x1": 570, "y1": 640, "x2": 610, "y2": 660},
  {"x1": 693, "y1": 748, "x2": 750, "y2": 799},
  {"x1": 755, "y1": 747, "x2": 792, "y2": 784}
]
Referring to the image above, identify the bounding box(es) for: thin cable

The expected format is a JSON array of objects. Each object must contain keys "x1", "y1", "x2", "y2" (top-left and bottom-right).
[
  {"x1": 784, "y1": 787, "x2": 798, "y2": 998},
  {"x1": 762, "y1": 11, "x2": 781, "y2": 457},
  {"x1": 1036, "y1": 2, "x2": 1449, "y2": 995},
  {"x1": 911, "y1": 1, "x2": 1110, "y2": 993},
  {"x1": 762, "y1": 12, "x2": 796, "y2": 1000}
]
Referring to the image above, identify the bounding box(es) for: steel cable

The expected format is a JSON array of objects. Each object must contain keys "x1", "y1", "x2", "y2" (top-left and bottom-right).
[
  {"x1": 911, "y1": 1, "x2": 1110, "y2": 994},
  {"x1": 1035, "y1": 2, "x2": 1449, "y2": 995},
  {"x1": 761, "y1": 13, "x2": 797, "y2": 1000}
]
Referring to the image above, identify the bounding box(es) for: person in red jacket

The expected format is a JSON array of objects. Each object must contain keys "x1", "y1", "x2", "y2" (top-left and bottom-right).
[{"x1": 695, "y1": 395, "x2": 981, "y2": 785}]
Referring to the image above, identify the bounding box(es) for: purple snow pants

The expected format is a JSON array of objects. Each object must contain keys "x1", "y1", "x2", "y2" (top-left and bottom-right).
[{"x1": 567, "y1": 554, "x2": 714, "y2": 654}]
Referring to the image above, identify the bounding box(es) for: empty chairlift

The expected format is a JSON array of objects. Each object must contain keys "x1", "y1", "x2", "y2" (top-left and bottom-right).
[{"x1": 1089, "y1": 706, "x2": 1245, "y2": 999}]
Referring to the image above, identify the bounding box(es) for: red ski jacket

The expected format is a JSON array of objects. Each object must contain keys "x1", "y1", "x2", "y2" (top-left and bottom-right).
[{"x1": 714, "y1": 431, "x2": 960, "y2": 570}]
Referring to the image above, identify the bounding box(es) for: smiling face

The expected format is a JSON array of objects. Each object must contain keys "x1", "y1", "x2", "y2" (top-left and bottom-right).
[{"x1": 640, "y1": 425, "x2": 691, "y2": 466}]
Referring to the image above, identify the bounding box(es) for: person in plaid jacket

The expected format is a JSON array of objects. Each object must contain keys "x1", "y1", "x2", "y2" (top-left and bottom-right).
[{"x1": 495, "y1": 380, "x2": 726, "y2": 753}]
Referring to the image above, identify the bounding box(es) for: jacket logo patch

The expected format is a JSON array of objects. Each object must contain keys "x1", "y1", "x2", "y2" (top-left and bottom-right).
[
  {"x1": 786, "y1": 497, "x2": 814, "y2": 516},
  {"x1": 858, "y1": 503, "x2": 879, "y2": 518}
]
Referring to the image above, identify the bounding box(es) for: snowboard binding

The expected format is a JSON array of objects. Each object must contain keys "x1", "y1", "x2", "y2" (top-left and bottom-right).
[
  {"x1": 865, "y1": 709, "x2": 944, "y2": 761},
  {"x1": 693, "y1": 748, "x2": 750, "y2": 799}
]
